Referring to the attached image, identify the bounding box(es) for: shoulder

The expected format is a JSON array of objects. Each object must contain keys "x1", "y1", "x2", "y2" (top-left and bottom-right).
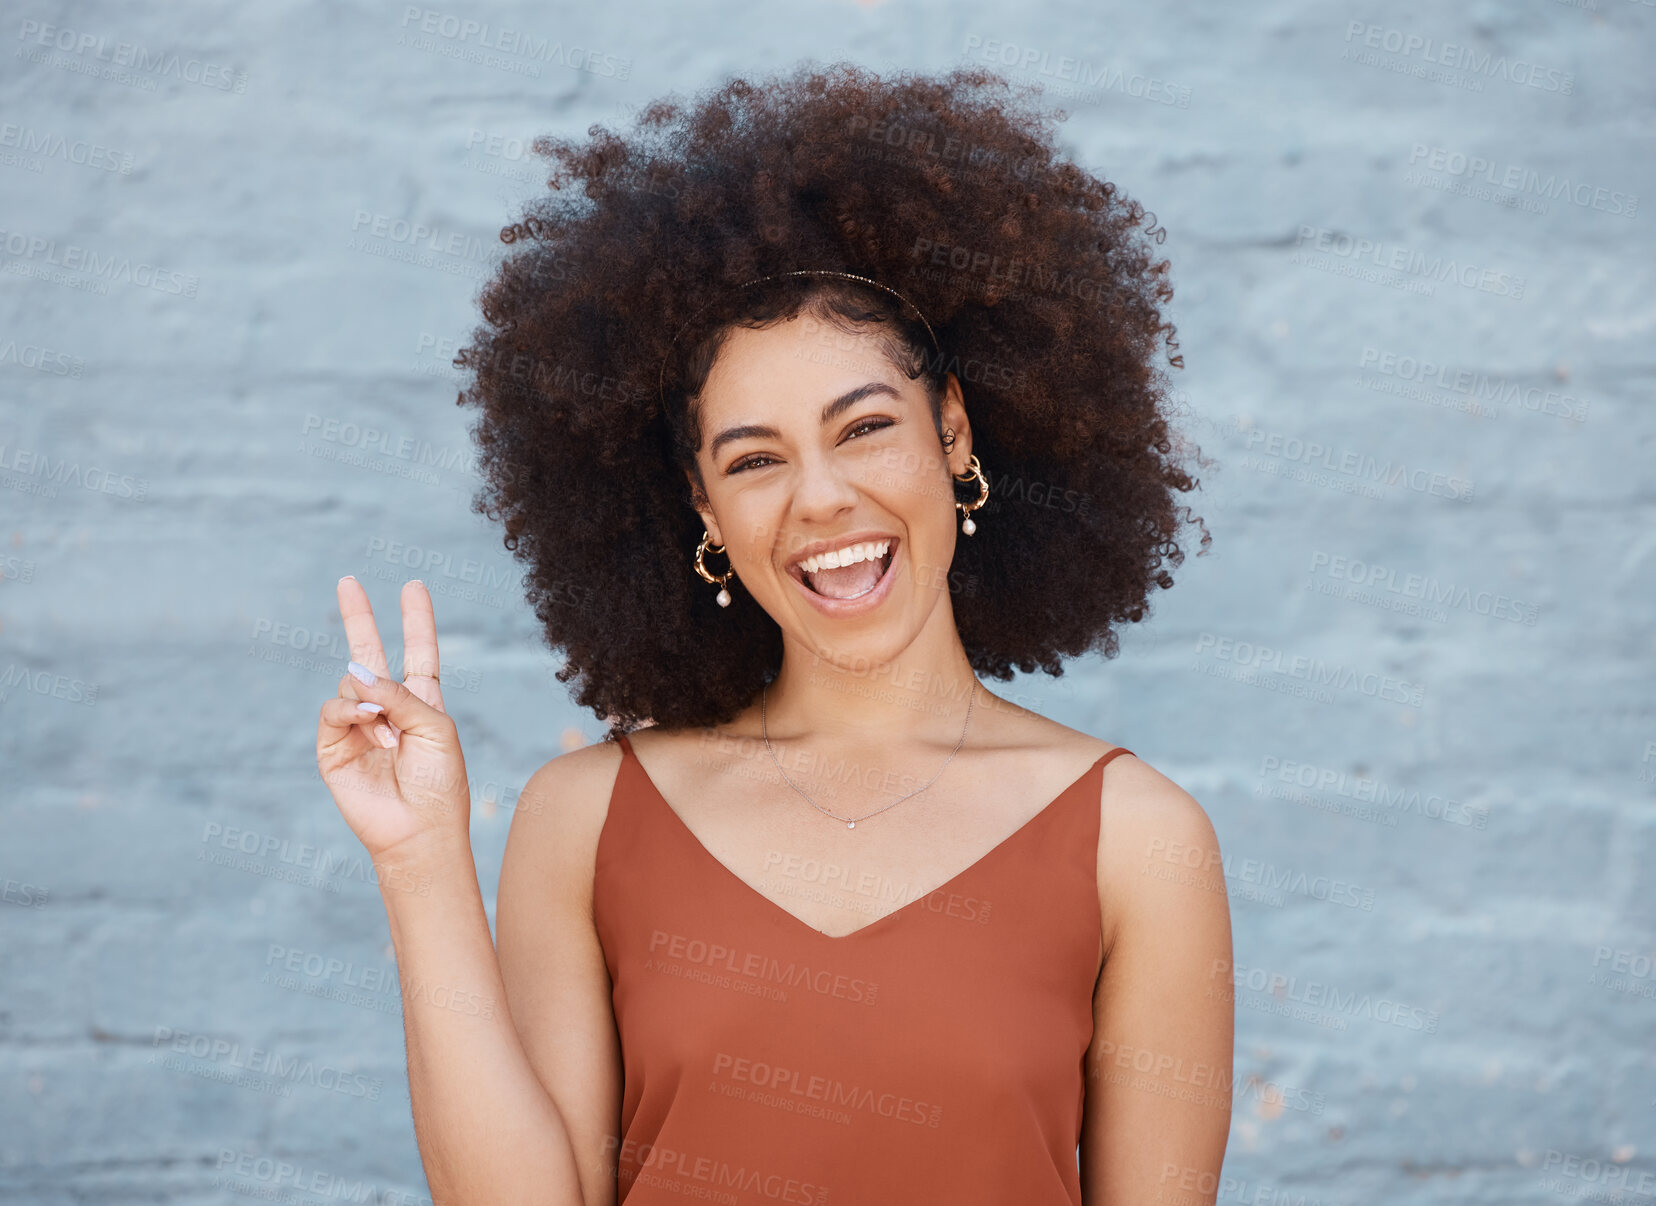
[
  {"x1": 499, "y1": 735, "x2": 631, "y2": 918},
  {"x1": 1093, "y1": 748, "x2": 1225, "y2": 958},
  {"x1": 519, "y1": 732, "x2": 630, "y2": 810}
]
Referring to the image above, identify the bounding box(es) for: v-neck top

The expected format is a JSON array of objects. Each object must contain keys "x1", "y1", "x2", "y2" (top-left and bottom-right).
[{"x1": 592, "y1": 731, "x2": 1134, "y2": 1205}]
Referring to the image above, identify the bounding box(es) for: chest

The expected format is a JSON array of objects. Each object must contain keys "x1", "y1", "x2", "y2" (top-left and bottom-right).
[{"x1": 638, "y1": 740, "x2": 1107, "y2": 945}]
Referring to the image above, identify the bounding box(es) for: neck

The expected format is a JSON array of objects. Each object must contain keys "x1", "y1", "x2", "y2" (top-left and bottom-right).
[{"x1": 758, "y1": 616, "x2": 983, "y2": 750}]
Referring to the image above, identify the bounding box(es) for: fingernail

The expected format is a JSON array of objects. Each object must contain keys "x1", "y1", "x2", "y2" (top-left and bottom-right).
[
  {"x1": 339, "y1": 574, "x2": 356, "y2": 584},
  {"x1": 376, "y1": 724, "x2": 398, "y2": 749},
  {"x1": 348, "y1": 660, "x2": 376, "y2": 687},
  {"x1": 356, "y1": 702, "x2": 384, "y2": 714}
]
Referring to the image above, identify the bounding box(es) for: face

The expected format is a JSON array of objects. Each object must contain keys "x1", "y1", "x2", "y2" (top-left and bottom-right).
[{"x1": 688, "y1": 310, "x2": 972, "y2": 664}]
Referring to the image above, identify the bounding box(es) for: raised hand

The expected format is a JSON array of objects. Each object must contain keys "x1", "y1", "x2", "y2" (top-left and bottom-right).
[{"x1": 316, "y1": 576, "x2": 472, "y2": 866}]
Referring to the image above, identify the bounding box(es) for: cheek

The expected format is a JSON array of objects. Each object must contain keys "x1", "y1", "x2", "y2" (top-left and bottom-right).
[{"x1": 858, "y1": 443, "x2": 952, "y2": 511}]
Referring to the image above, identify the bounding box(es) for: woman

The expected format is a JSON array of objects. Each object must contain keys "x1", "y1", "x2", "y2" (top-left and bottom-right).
[{"x1": 317, "y1": 63, "x2": 1230, "y2": 1205}]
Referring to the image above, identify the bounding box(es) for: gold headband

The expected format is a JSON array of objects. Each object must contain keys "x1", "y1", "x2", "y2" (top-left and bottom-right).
[{"x1": 656, "y1": 269, "x2": 941, "y2": 408}]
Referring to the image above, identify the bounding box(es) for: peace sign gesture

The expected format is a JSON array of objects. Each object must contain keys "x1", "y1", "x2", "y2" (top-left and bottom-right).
[{"x1": 315, "y1": 577, "x2": 472, "y2": 867}]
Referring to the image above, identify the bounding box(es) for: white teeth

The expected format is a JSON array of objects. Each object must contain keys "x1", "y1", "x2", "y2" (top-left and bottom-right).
[{"x1": 797, "y1": 539, "x2": 890, "y2": 576}]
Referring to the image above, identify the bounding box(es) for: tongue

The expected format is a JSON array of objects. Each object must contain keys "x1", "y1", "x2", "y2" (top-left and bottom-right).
[{"x1": 807, "y1": 557, "x2": 882, "y2": 600}]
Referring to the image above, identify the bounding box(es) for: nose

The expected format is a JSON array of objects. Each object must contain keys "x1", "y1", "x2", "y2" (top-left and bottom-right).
[{"x1": 789, "y1": 448, "x2": 862, "y2": 523}]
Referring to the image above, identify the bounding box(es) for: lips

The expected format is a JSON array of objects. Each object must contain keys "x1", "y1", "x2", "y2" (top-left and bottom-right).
[
  {"x1": 786, "y1": 536, "x2": 898, "y2": 597},
  {"x1": 785, "y1": 535, "x2": 903, "y2": 617},
  {"x1": 800, "y1": 545, "x2": 895, "y2": 599}
]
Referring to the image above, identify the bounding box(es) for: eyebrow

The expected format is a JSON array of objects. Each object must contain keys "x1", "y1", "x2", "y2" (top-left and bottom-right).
[{"x1": 707, "y1": 382, "x2": 903, "y2": 461}]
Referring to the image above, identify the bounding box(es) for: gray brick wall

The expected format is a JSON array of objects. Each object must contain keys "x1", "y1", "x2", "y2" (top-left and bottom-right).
[{"x1": 2, "y1": 1, "x2": 1651, "y2": 1202}]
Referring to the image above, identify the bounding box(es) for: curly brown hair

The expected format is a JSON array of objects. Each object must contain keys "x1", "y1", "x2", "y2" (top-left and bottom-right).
[{"x1": 454, "y1": 61, "x2": 1210, "y2": 735}]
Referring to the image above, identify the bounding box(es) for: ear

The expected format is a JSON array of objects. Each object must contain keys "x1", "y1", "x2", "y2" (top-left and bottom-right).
[
  {"x1": 937, "y1": 372, "x2": 972, "y2": 475},
  {"x1": 687, "y1": 471, "x2": 724, "y2": 546}
]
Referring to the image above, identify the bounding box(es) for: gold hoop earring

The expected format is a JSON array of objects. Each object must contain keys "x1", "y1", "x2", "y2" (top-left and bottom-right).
[
  {"x1": 953, "y1": 454, "x2": 989, "y2": 535},
  {"x1": 693, "y1": 531, "x2": 735, "y2": 607}
]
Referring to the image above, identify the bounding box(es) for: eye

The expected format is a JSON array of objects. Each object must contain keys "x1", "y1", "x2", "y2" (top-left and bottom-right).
[
  {"x1": 844, "y1": 417, "x2": 895, "y2": 442},
  {"x1": 726, "y1": 452, "x2": 776, "y2": 475},
  {"x1": 725, "y1": 417, "x2": 896, "y2": 475}
]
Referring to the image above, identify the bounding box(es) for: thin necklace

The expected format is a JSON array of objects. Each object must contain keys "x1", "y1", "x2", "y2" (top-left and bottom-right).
[{"x1": 760, "y1": 678, "x2": 976, "y2": 829}]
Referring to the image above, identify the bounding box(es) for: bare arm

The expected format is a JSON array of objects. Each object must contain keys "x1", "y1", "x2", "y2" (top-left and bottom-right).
[
  {"x1": 381, "y1": 833, "x2": 597, "y2": 1205},
  {"x1": 1080, "y1": 755, "x2": 1235, "y2": 1205},
  {"x1": 493, "y1": 742, "x2": 626, "y2": 1206},
  {"x1": 316, "y1": 577, "x2": 618, "y2": 1205}
]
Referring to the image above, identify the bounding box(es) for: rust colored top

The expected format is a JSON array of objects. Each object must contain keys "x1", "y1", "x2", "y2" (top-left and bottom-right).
[{"x1": 594, "y1": 731, "x2": 1134, "y2": 1205}]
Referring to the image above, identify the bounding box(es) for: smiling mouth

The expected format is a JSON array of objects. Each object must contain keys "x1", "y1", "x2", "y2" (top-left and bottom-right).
[{"x1": 789, "y1": 539, "x2": 898, "y2": 600}]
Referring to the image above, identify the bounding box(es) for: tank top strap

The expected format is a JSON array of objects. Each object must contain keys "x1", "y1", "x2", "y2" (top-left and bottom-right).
[
  {"x1": 1097, "y1": 745, "x2": 1134, "y2": 772},
  {"x1": 596, "y1": 731, "x2": 650, "y2": 875},
  {"x1": 1047, "y1": 744, "x2": 1133, "y2": 851},
  {"x1": 1091, "y1": 747, "x2": 1134, "y2": 817},
  {"x1": 1010, "y1": 743, "x2": 1135, "y2": 870}
]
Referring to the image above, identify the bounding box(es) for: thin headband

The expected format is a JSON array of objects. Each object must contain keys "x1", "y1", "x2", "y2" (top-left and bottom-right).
[{"x1": 656, "y1": 269, "x2": 941, "y2": 409}]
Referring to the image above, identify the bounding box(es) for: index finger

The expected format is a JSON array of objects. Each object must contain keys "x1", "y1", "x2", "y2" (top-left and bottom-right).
[{"x1": 337, "y1": 575, "x2": 391, "y2": 680}]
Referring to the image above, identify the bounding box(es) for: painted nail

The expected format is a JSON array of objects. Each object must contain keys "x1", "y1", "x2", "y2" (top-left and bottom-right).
[
  {"x1": 376, "y1": 724, "x2": 398, "y2": 749},
  {"x1": 348, "y1": 660, "x2": 376, "y2": 687},
  {"x1": 339, "y1": 574, "x2": 356, "y2": 584},
  {"x1": 357, "y1": 702, "x2": 384, "y2": 714}
]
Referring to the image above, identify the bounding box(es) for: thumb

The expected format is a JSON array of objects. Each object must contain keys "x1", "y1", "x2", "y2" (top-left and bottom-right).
[{"x1": 345, "y1": 660, "x2": 451, "y2": 745}]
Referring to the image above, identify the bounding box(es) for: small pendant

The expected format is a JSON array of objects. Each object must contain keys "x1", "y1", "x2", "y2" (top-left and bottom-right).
[
  {"x1": 716, "y1": 588, "x2": 731, "y2": 607},
  {"x1": 961, "y1": 515, "x2": 976, "y2": 535},
  {"x1": 847, "y1": 820, "x2": 856, "y2": 829}
]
